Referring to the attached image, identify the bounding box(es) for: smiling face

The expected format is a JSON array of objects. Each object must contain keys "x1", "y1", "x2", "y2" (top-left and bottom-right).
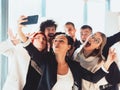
[
  {"x1": 83, "y1": 32, "x2": 107, "y2": 61},
  {"x1": 52, "y1": 34, "x2": 71, "y2": 55},
  {"x1": 32, "y1": 33, "x2": 47, "y2": 51},
  {"x1": 65, "y1": 24, "x2": 76, "y2": 39},
  {"x1": 80, "y1": 28, "x2": 92, "y2": 43},
  {"x1": 44, "y1": 26, "x2": 56, "y2": 40},
  {"x1": 83, "y1": 32, "x2": 103, "y2": 51}
]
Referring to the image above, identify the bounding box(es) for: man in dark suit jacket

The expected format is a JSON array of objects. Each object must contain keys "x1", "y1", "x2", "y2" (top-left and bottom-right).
[{"x1": 64, "y1": 22, "x2": 81, "y2": 58}]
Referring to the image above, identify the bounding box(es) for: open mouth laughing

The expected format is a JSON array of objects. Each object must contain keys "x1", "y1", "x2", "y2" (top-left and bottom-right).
[{"x1": 85, "y1": 41, "x2": 91, "y2": 47}]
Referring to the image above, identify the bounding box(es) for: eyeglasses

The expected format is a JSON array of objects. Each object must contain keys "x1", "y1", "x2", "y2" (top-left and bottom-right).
[{"x1": 91, "y1": 35, "x2": 101, "y2": 44}]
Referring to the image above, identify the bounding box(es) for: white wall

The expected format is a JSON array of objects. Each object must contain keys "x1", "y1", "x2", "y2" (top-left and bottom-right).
[
  {"x1": 9, "y1": 0, "x2": 42, "y2": 34},
  {"x1": 105, "y1": 12, "x2": 119, "y2": 36},
  {"x1": 105, "y1": 12, "x2": 120, "y2": 71},
  {"x1": 111, "y1": 0, "x2": 120, "y2": 12}
]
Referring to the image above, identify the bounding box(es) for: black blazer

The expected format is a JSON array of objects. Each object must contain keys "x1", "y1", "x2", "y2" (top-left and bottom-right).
[
  {"x1": 25, "y1": 43, "x2": 108, "y2": 90},
  {"x1": 103, "y1": 32, "x2": 120, "y2": 59},
  {"x1": 102, "y1": 32, "x2": 120, "y2": 90}
]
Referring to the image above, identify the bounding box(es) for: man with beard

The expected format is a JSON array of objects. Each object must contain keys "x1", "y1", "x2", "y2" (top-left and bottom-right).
[{"x1": 40, "y1": 20, "x2": 57, "y2": 52}]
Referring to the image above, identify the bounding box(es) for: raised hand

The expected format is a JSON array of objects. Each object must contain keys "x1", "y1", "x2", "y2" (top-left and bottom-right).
[
  {"x1": 17, "y1": 15, "x2": 28, "y2": 28},
  {"x1": 8, "y1": 28, "x2": 16, "y2": 40},
  {"x1": 17, "y1": 15, "x2": 29, "y2": 43},
  {"x1": 7, "y1": 28, "x2": 20, "y2": 45},
  {"x1": 107, "y1": 48, "x2": 116, "y2": 63},
  {"x1": 104, "y1": 48, "x2": 116, "y2": 70}
]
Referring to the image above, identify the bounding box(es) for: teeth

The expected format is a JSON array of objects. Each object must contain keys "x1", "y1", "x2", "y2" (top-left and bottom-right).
[{"x1": 85, "y1": 42, "x2": 91, "y2": 47}]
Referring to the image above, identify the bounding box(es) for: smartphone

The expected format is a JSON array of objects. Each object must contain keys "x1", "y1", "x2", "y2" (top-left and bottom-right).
[{"x1": 21, "y1": 15, "x2": 38, "y2": 25}]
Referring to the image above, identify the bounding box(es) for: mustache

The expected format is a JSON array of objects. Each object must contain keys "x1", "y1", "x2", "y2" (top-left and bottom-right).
[{"x1": 48, "y1": 33, "x2": 54, "y2": 37}]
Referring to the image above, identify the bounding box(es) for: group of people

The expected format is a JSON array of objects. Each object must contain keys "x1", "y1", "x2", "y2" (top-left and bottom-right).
[{"x1": 0, "y1": 15, "x2": 120, "y2": 90}]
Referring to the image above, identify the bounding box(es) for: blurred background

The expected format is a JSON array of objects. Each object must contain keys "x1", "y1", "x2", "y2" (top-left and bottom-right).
[{"x1": 0, "y1": 0, "x2": 120, "y2": 89}]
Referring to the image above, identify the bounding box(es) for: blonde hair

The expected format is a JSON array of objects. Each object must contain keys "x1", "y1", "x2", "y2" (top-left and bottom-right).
[{"x1": 81, "y1": 32, "x2": 107, "y2": 63}]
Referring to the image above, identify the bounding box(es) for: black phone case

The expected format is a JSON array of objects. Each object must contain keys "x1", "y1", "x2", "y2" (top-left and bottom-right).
[{"x1": 21, "y1": 15, "x2": 38, "y2": 25}]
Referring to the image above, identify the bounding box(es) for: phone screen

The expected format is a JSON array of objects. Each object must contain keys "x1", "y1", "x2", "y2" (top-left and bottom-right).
[{"x1": 21, "y1": 15, "x2": 38, "y2": 25}]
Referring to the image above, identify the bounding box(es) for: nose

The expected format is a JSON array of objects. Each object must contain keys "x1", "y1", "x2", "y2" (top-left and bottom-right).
[
  {"x1": 81, "y1": 35, "x2": 85, "y2": 38},
  {"x1": 89, "y1": 37, "x2": 95, "y2": 43},
  {"x1": 53, "y1": 40, "x2": 60, "y2": 46},
  {"x1": 55, "y1": 40, "x2": 59, "y2": 44},
  {"x1": 49, "y1": 29, "x2": 55, "y2": 33},
  {"x1": 38, "y1": 38, "x2": 44, "y2": 43},
  {"x1": 81, "y1": 35, "x2": 87, "y2": 41}
]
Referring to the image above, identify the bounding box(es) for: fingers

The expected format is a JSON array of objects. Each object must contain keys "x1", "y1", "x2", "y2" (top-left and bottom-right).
[
  {"x1": 109, "y1": 48, "x2": 115, "y2": 56},
  {"x1": 7, "y1": 28, "x2": 16, "y2": 40},
  {"x1": 109, "y1": 48, "x2": 115, "y2": 53},
  {"x1": 29, "y1": 32, "x2": 36, "y2": 37},
  {"x1": 17, "y1": 15, "x2": 28, "y2": 27},
  {"x1": 108, "y1": 48, "x2": 116, "y2": 61},
  {"x1": 7, "y1": 28, "x2": 13, "y2": 36},
  {"x1": 25, "y1": 32, "x2": 36, "y2": 39}
]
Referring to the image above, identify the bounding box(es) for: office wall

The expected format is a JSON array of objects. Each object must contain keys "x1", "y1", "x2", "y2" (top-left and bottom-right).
[
  {"x1": 105, "y1": 12, "x2": 120, "y2": 70},
  {"x1": 9, "y1": 0, "x2": 42, "y2": 34},
  {"x1": 105, "y1": 12, "x2": 119, "y2": 36}
]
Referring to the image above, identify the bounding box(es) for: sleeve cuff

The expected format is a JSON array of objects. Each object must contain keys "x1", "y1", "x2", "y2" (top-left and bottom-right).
[
  {"x1": 7, "y1": 39, "x2": 14, "y2": 46},
  {"x1": 22, "y1": 39, "x2": 31, "y2": 47},
  {"x1": 101, "y1": 65, "x2": 109, "y2": 73}
]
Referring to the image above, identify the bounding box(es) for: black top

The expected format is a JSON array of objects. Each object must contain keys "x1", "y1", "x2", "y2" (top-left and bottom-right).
[
  {"x1": 103, "y1": 32, "x2": 120, "y2": 59},
  {"x1": 74, "y1": 39, "x2": 81, "y2": 50},
  {"x1": 68, "y1": 39, "x2": 81, "y2": 58},
  {"x1": 23, "y1": 61, "x2": 41, "y2": 90}
]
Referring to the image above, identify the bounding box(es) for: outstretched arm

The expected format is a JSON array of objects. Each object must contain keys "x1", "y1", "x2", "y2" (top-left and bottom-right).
[
  {"x1": 80, "y1": 48, "x2": 117, "y2": 83},
  {"x1": 17, "y1": 15, "x2": 47, "y2": 66},
  {"x1": 17, "y1": 15, "x2": 28, "y2": 43},
  {"x1": 103, "y1": 32, "x2": 120, "y2": 59}
]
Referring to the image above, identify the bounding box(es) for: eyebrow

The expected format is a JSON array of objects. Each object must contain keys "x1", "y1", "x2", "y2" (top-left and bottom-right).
[
  {"x1": 93, "y1": 35, "x2": 101, "y2": 41},
  {"x1": 55, "y1": 37, "x2": 66, "y2": 40}
]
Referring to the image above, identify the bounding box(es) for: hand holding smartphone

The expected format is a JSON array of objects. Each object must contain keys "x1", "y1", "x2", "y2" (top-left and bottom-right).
[{"x1": 21, "y1": 15, "x2": 38, "y2": 25}]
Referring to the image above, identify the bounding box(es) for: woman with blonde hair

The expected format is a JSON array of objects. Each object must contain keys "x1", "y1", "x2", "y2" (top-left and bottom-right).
[{"x1": 74, "y1": 32, "x2": 120, "y2": 90}]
